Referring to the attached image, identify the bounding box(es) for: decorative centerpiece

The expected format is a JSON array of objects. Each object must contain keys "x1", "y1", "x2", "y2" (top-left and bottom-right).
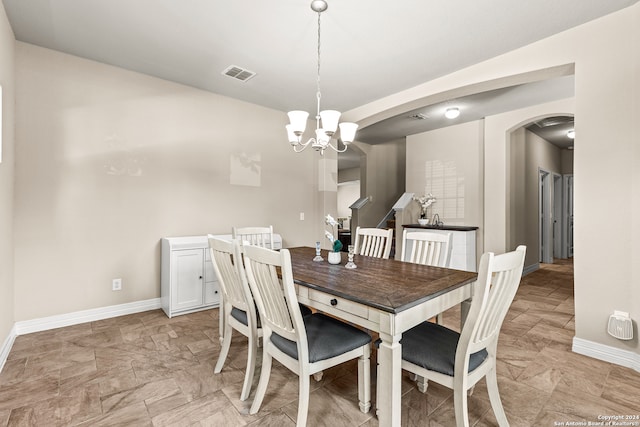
[
  {"x1": 413, "y1": 193, "x2": 436, "y2": 225},
  {"x1": 325, "y1": 214, "x2": 343, "y2": 264}
]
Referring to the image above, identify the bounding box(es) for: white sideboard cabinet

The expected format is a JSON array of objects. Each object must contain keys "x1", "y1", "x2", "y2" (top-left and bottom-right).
[
  {"x1": 403, "y1": 225, "x2": 479, "y2": 272},
  {"x1": 161, "y1": 236, "x2": 220, "y2": 317}
]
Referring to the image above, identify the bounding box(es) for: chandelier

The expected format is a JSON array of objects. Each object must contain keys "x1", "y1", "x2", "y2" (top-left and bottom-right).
[{"x1": 285, "y1": 0, "x2": 358, "y2": 155}]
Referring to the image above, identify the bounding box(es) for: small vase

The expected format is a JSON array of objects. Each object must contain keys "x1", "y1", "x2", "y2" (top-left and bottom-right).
[{"x1": 327, "y1": 251, "x2": 342, "y2": 265}]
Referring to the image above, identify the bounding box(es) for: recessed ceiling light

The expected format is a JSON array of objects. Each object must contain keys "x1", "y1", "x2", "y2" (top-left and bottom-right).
[
  {"x1": 567, "y1": 129, "x2": 575, "y2": 139},
  {"x1": 445, "y1": 107, "x2": 460, "y2": 119}
]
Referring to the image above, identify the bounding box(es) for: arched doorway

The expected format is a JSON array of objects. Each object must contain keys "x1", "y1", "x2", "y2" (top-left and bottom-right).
[{"x1": 507, "y1": 114, "x2": 574, "y2": 270}]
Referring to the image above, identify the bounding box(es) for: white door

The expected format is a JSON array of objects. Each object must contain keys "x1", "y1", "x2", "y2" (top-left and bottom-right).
[
  {"x1": 172, "y1": 249, "x2": 204, "y2": 311},
  {"x1": 553, "y1": 173, "x2": 562, "y2": 258},
  {"x1": 539, "y1": 169, "x2": 553, "y2": 264}
]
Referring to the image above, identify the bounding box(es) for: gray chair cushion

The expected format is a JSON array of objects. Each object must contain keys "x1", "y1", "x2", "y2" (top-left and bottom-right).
[
  {"x1": 231, "y1": 304, "x2": 312, "y2": 328},
  {"x1": 401, "y1": 321, "x2": 488, "y2": 376},
  {"x1": 231, "y1": 307, "x2": 261, "y2": 328},
  {"x1": 270, "y1": 313, "x2": 371, "y2": 363}
]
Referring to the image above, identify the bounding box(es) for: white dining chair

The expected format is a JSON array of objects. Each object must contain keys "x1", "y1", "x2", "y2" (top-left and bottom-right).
[
  {"x1": 207, "y1": 235, "x2": 261, "y2": 401},
  {"x1": 232, "y1": 225, "x2": 274, "y2": 249},
  {"x1": 243, "y1": 245, "x2": 372, "y2": 426},
  {"x1": 400, "y1": 230, "x2": 452, "y2": 268},
  {"x1": 401, "y1": 229, "x2": 452, "y2": 325},
  {"x1": 353, "y1": 226, "x2": 394, "y2": 259},
  {"x1": 397, "y1": 245, "x2": 526, "y2": 427}
]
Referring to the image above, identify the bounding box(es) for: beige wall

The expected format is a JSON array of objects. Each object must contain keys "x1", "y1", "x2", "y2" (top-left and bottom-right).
[
  {"x1": 13, "y1": 43, "x2": 327, "y2": 321},
  {"x1": 509, "y1": 128, "x2": 527, "y2": 257},
  {"x1": 406, "y1": 120, "x2": 485, "y2": 257},
  {"x1": 561, "y1": 148, "x2": 574, "y2": 175},
  {"x1": 353, "y1": 139, "x2": 406, "y2": 228},
  {"x1": 337, "y1": 181, "x2": 359, "y2": 219},
  {"x1": 338, "y1": 166, "x2": 360, "y2": 184},
  {"x1": 347, "y1": 5, "x2": 639, "y2": 355},
  {"x1": 0, "y1": 4, "x2": 15, "y2": 346},
  {"x1": 510, "y1": 128, "x2": 563, "y2": 268}
]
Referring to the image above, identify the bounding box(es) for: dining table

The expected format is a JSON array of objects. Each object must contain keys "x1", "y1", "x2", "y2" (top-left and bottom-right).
[{"x1": 287, "y1": 246, "x2": 478, "y2": 427}]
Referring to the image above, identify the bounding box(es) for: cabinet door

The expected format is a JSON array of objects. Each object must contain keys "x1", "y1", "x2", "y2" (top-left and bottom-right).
[{"x1": 172, "y1": 249, "x2": 205, "y2": 311}]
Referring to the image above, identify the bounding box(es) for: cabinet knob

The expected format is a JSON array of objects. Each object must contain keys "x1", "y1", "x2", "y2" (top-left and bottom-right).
[
  {"x1": 199, "y1": 276, "x2": 203, "y2": 280},
  {"x1": 330, "y1": 298, "x2": 338, "y2": 306}
]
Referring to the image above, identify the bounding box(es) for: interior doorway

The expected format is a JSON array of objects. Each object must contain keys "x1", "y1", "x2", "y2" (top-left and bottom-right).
[
  {"x1": 553, "y1": 172, "x2": 562, "y2": 258},
  {"x1": 539, "y1": 168, "x2": 570, "y2": 264}
]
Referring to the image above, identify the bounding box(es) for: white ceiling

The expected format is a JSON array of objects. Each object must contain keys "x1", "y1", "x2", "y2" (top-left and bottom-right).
[{"x1": 3, "y1": 0, "x2": 636, "y2": 165}]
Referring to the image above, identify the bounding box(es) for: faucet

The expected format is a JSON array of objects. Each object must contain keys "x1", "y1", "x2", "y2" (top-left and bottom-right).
[{"x1": 432, "y1": 213, "x2": 443, "y2": 227}]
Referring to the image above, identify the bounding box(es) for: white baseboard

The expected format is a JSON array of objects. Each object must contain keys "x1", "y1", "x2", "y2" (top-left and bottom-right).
[
  {"x1": 523, "y1": 263, "x2": 539, "y2": 276},
  {"x1": 0, "y1": 323, "x2": 17, "y2": 373},
  {"x1": 573, "y1": 337, "x2": 640, "y2": 372},
  {"x1": 0, "y1": 298, "x2": 161, "y2": 373}
]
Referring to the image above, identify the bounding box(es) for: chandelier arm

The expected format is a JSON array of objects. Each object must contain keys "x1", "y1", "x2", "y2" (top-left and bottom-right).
[
  {"x1": 293, "y1": 137, "x2": 317, "y2": 153},
  {"x1": 327, "y1": 141, "x2": 348, "y2": 153}
]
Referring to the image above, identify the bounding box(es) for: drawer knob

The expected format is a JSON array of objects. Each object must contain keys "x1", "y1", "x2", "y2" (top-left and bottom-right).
[{"x1": 330, "y1": 298, "x2": 338, "y2": 306}]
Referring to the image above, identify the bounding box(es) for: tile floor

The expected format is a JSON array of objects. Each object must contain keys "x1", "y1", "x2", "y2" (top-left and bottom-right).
[{"x1": 1, "y1": 259, "x2": 639, "y2": 426}]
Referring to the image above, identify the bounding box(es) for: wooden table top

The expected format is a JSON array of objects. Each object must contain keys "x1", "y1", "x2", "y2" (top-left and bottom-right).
[{"x1": 286, "y1": 246, "x2": 477, "y2": 314}]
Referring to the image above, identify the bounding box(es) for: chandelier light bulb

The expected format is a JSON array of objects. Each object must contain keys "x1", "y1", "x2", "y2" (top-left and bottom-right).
[
  {"x1": 310, "y1": 0, "x2": 328, "y2": 12},
  {"x1": 287, "y1": 111, "x2": 309, "y2": 135},
  {"x1": 339, "y1": 122, "x2": 358, "y2": 144},
  {"x1": 445, "y1": 107, "x2": 460, "y2": 119},
  {"x1": 320, "y1": 110, "x2": 341, "y2": 135}
]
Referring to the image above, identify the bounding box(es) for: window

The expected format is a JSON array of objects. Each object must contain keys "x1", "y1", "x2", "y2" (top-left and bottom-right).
[{"x1": 423, "y1": 160, "x2": 465, "y2": 220}]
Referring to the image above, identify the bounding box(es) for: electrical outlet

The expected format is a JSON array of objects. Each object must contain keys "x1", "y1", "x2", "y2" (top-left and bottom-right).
[
  {"x1": 112, "y1": 278, "x2": 122, "y2": 291},
  {"x1": 299, "y1": 212, "x2": 305, "y2": 221}
]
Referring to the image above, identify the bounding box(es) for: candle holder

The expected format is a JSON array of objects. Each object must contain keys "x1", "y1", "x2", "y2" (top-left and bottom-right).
[
  {"x1": 345, "y1": 244, "x2": 357, "y2": 269},
  {"x1": 313, "y1": 241, "x2": 324, "y2": 262}
]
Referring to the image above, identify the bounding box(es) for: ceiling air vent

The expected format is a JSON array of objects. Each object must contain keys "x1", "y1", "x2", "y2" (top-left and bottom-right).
[
  {"x1": 409, "y1": 113, "x2": 429, "y2": 120},
  {"x1": 222, "y1": 65, "x2": 256, "y2": 82}
]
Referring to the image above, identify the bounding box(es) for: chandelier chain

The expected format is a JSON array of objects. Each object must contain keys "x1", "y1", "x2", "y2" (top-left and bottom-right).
[{"x1": 316, "y1": 10, "x2": 322, "y2": 124}]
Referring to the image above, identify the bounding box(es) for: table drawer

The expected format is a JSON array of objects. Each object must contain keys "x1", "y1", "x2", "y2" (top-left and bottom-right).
[{"x1": 307, "y1": 289, "x2": 369, "y2": 319}]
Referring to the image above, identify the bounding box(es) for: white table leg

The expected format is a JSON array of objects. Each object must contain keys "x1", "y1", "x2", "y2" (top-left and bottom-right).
[{"x1": 377, "y1": 331, "x2": 402, "y2": 427}]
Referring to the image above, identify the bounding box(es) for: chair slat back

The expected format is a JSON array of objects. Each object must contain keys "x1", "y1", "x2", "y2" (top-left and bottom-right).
[
  {"x1": 461, "y1": 246, "x2": 526, "y2": 355},
  {"x1": 401, "y1": 230, "x2": 452, "y2": 267},
  {"x1": 207, "y1": 236, "x2": 253, "y2": 313},
  {"x1": 232, "y1": 226, "x2": 275, "y2": 249},
  {"x1": 243, "y1": 246, "x2": 305, "y2": 345},
  {"x1": 354, "y1": 227, "x2": 393, "y2": 259}
]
